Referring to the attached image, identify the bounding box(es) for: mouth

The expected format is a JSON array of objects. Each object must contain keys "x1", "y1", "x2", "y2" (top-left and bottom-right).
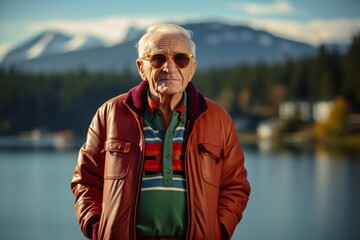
[{"x1": 158, "y1": 78, "x2": 179, "y2": 82}]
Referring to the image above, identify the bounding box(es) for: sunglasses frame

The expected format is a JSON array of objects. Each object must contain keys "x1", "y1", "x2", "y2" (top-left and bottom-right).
[{"x1": 141, "y1": 52, "x2": 194, "y2": 69}]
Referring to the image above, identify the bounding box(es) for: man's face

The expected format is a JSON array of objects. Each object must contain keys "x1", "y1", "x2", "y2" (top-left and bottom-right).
[{"x1": 136, "y1": 33, "x2": 197, "y2": 99}]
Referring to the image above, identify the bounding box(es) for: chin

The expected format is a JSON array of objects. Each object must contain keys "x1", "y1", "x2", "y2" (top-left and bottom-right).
[{"x1": 157, "y1": 88, "x2": 183, "y2": 95}]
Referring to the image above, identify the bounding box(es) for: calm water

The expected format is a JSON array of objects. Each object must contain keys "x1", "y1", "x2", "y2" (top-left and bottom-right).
[{"x1": 0, "y1": 143, "x2": 359, "y2": 240}]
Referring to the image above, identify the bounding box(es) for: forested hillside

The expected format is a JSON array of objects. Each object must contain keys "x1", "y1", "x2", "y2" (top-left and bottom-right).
[{"x1": 1, "y1": 34, "x2": 359, "y2": 135}]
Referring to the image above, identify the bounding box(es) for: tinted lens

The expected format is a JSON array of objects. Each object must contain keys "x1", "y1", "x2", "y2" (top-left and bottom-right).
[
  {"x1": 150, "y1": 54, "x2": 167, "y2": 69},
  {"x1": 174, "y1": 53, "x2": 190, "y2": 68}
]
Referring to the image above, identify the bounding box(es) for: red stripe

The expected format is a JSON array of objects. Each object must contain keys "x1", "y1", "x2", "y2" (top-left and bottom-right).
[
  {"x1": 172, "y1": 150, "x2": 182, "y2": 156},
  {"x1": 144, "y1": 160, "x2": 162, "y2": 172},
  {"x1": 173, "y1": 143, "x2": 182, "y2": 151},
  {"x1": 144, "y1": 159, "x2": 184, "y2": 172},
  {"x1": 172, "y1": 160, "x2": 184, "y2": 171},
  {"x1": 146, "y1": 144, "x2": 163, "y2": 151},
  {"x1": 145, "y1": 151, "x2": 162, "y2": 157}
]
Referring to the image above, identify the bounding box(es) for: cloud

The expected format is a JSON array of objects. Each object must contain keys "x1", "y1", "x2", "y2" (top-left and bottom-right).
[
  {"x1": 228, "y1": 0, "x2": 297, "y2": 16},
  {"x1": 245, "y1": 18, "x2": 360, "y2": 45},
  {"x1": 1, "y1": 15, "x2": 359, "y2": 60},
  {"x1": 26, "y1": 15, "x2": 203, "y2": 45},
  {"x1": 25, "y1": 16, "x2": 166, "y2": 45},
  {"x1": 0, "y1": 15, "x2": 198, "y2": 59}
]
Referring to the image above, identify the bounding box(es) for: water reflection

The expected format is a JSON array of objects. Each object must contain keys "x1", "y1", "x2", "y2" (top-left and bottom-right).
[
  {"x1": 235, "y1": 141, "x2": 360, "y2": 240},
  {"x1": 0, "y1": 149, "x2": 85, "y2": 240},
  {"x1": 0, "y1": 141, "x2": 359, "y2": 240}
]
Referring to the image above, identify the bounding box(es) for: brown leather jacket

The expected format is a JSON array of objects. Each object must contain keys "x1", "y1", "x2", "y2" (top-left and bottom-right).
[{"x1": 71, "y1": 81, "x2": 250, "y2": 240}]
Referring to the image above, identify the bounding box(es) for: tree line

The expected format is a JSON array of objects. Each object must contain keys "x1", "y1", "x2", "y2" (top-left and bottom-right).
[{"x1": 0, "y1": 33, "x2": 359, "y2": 135}]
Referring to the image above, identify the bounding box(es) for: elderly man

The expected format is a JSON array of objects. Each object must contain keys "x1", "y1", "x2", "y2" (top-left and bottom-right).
[{"x1": 71, "y1": 23, "x2": 250, "y2": 240}]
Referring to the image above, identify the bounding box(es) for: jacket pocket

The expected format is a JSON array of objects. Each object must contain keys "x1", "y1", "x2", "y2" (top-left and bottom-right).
[
  {"x1": 103, "y1": 140, "x2": 133, "y2": 179},
  {"x1": 198, "y1": 143, "x2": 223, "y2": 188}
]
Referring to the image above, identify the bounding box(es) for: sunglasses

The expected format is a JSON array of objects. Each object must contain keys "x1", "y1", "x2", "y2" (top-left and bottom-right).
[{"x1": 142, "y1": 52, "x2": 193, "y2": 69}]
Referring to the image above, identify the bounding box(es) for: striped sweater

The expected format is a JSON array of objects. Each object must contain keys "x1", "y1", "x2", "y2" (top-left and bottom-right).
[{"x1": 136, "y1": 92, "x2": 188, "y2": 238}]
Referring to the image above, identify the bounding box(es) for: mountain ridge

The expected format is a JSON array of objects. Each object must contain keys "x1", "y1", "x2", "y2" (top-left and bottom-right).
[{"x1": 0, "y1": 21, "x2": 329, "y2": 74}]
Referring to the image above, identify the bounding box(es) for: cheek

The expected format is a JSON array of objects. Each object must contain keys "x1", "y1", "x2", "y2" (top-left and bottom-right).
[
  {"x1": 149, "y1": 71, "x2": 161, "y2": 87},
  {"x1": 152, "y1": 71, "x2": 160, "y2": 82},
  {"x1": 181, "y1": 71, "x2": 192, "y2": 84}
]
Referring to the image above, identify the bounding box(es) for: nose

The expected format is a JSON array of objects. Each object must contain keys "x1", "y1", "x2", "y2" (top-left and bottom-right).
[{"x1": 162, "y1": 56, "x2": 177, "y2": 73}]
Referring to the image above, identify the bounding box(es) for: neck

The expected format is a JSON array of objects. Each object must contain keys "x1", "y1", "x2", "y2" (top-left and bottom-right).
[{"x1": 150, "y1": 92, "x2": 183, "y2": 115}]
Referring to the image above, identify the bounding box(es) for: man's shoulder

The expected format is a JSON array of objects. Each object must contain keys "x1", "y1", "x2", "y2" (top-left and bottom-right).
[
  {"x1": 204, "y1": 98, "x2": 233, "y2": 120},
  {"x1": 205, "y1": 98, "x2": 228, "y2": 113},
  {"x1": 106, "y1": 93, "x2": 127, "y2": 105},
  {"x1": 96, "y1": 93, "x2": 128, "y2": 113}
]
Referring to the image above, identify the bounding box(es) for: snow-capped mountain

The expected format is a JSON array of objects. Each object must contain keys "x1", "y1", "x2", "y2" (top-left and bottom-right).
[
  {"x1": 61, "y1": 34, "x2": 105, "y2": 53},
  {"x1": 25, "y1": 31, "x2": 71, "y2": 59},
  {"x1": 1, "y1": 30, "x2": 105, "y2": 68},
  {"x1": 185, "y1": 22, "x2": 316, "y2": 69},
  {"x1": 122, "y1": 26, "x2": 144, "y2": 43},
  {"x1": 0, "y1": 22, "x2": 319, "y2": 74}
]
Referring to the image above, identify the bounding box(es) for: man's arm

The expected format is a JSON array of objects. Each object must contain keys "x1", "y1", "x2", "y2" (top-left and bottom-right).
[
  {"x1": 218, "y1": 119, "x2": 251, "y2": 239},
  {"x1": 71, "y1": 108, "x2": 105, "y2": 238}
]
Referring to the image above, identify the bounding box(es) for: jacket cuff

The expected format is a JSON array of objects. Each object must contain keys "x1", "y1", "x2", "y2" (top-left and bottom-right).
[
  {"x1": 85, "y1": 215, "x2": 100, "y2": 239},
  {"x1": 219, "y1": 223, "x2": 229, "y2": 240}
]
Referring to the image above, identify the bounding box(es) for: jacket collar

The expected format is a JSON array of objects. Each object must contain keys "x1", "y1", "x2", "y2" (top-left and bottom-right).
[{"x1": 124, "y1": 80, "x2": 207, "y2": 121}]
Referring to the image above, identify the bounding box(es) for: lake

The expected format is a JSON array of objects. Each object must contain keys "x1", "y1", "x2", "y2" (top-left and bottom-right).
[{"x1": 0, "y1": 141, "x2": 359, "y2": 240}]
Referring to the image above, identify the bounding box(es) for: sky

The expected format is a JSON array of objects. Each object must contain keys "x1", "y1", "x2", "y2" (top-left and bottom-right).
[{"x1": 0, "y1": 0, "x2": 360, "y2": 60}]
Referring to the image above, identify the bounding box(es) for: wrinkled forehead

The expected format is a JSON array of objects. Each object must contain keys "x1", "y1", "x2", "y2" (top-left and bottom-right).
[{"x1": 146, "y1": 32, "x2": 191, "y2": 55}]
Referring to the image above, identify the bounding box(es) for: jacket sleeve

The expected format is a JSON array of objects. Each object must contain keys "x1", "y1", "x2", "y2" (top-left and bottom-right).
[
  {"x1": 218, "y1": 117, "x2": 251, "y2": 239},
  {"x1": 71, "y1": 107, "x2": 106, "y2": 239}
]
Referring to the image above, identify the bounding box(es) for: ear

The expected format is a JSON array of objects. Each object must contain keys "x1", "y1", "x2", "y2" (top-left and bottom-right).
[
  {"x1": 136, "y1": 59, "x2": 147, "y2": 81},
  {"x1": 188, "y1": 59, "x2": 197, "y2": 82}
]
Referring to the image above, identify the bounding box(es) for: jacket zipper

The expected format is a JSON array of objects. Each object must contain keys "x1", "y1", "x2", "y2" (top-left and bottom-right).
[
  {"x1": 124, "y1": 102, "x2": 145, "y2": 240},
  {"x1": 184, "y1": 109, "x2": 207, "y2": 239}
]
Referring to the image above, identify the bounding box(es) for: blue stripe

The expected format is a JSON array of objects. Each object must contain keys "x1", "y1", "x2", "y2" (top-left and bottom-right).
[
  {"x1": 144, "y1": 127, "x2": 184, "y2": 139},
  {"x1": 142, "y1": 178, "x2": 186, "y2": 189},
  {"x1": 144, "y1": 129, "x2": 161, "y2": 138},
  {"x1": 173, "y1": 130, "x2": 185, "y2": 139}
]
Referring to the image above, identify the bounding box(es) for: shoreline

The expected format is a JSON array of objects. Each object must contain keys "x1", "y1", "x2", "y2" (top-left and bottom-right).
[{"x1": 239, "y1": 132, "x2": 360, "y2": 153}]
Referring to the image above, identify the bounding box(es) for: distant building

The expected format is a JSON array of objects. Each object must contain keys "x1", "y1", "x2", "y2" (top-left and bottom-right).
[
  {"x1": 257, "y1": 118, "x2": 279, "y2": 140},
  {"x1": 279, "y1": 100, "x2": 333, "y2": 122}
]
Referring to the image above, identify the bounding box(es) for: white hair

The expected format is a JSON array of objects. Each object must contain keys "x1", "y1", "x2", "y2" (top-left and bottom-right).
[{"x1": 136, "y1": 23, "x2": 196, "y2": 58}]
